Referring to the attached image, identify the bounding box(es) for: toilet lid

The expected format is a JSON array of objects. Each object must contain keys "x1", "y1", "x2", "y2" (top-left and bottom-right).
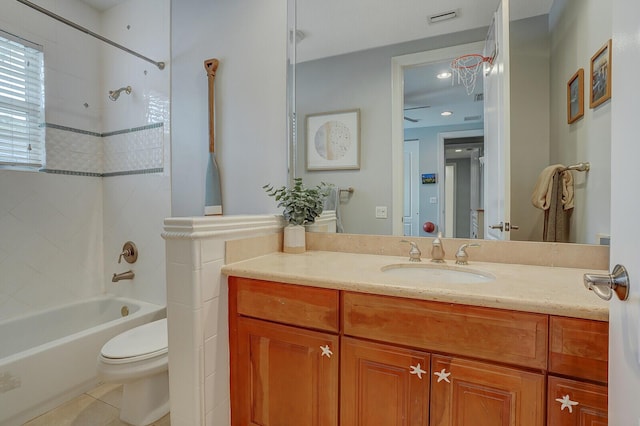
[{"x1": 101, "y1": 318, "x2": 168, "y2": 360}]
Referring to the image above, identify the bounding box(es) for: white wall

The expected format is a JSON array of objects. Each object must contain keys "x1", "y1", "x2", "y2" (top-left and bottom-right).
[
  {"x1": 101, "y1": 0, "x2": 171, "y2": 306},
  {"x1": 170, "y1": 0, "x2": 288, "y2": 218},
  {"x1": 0, "y1": 171, "x2": 103, "y2": 320},
  {"x1": 509, "y1": 16, "x2": 551, "y2": 242},
  {"x1": 0, "y1": 0, "x2": 171, "y2": 319},
  {"x1": 549, "y1": 0, "x2": 611, "y2": 244},
  {"x1": 0, "y1": 0, "x2": 104, "y2": 320}
]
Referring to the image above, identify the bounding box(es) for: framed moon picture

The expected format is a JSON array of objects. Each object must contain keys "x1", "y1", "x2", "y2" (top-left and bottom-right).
[{"x1": 306, "y1": 109, "x2": 360, "y2": 170}]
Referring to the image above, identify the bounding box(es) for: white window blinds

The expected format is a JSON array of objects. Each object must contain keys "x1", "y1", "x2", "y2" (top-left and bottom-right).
[{"x1": 0, "y1": 30, "x2": 45, "y2": 168}]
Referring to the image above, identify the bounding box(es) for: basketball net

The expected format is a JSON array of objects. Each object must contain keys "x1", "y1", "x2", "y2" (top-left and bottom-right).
[{"x1": 451, "y1": 54, "x2": 492, "y2": 95}]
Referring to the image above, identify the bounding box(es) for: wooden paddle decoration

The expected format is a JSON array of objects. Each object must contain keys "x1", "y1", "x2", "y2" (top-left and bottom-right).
[{"x1": 204, "y1": 58, "x2": 222, "y2": 215}]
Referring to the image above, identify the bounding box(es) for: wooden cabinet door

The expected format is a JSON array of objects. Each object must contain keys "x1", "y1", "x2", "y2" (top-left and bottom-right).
[
  {"x1": 430, "y1": 355, "x2": 545, "y2": 426},
  {"x1": 547, "y1": 376, "x2": 607, "y2": 426},
  {"x1": 341, "y1": 337, "x2": 430, "y2": 426},
  {"x1": 233, "y1": 317, "x2": 339, "y2": 426}
]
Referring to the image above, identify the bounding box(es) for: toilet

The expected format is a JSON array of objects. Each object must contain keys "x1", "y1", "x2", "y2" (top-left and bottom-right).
[{"x1": 97, "y1": 318, "x2": 169, "y2": 426}]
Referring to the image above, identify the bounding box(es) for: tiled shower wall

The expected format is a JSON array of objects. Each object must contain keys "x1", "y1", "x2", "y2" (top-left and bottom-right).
[
  {"x1": 0, "y1": 0, "x2": 170, "y2": 320},
  {"x1": 0, "y1": 170, "x2": 104, "y2": 321}
]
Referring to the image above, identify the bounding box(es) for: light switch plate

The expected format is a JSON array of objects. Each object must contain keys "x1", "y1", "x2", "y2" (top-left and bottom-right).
[{"x1": 375, "y1": 206, "x2": 388, "y2": 219}]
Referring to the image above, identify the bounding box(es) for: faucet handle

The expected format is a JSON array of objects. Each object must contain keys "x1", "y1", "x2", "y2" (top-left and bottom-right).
[
  {"x1": 400, "y1": 240, "x2": 422, "y2": 262},
  {"x1": 455, "y1": 243, "x2": 480, "y2": 265},
  {"x1": 118, "y1": 241, "x2": 138, "y2": 264}
]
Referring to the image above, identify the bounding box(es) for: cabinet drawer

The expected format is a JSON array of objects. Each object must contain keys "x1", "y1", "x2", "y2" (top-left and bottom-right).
[
  {"x1": 230, "y1": 277, "x2": 340, "y2": 333},
  {"x1": 549, "y1": 316, "x2": 608, "y2": 383},
  {"x1": 343, "y1": 291, "x2": 548, "y2": 369}
]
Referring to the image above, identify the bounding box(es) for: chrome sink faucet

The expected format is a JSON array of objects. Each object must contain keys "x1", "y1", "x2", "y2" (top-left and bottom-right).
[
  {"x1": 455, "y1": 243, "x2": 481, "y2": 265},
  {"x1": 401, "y1": 240, "x2": 422, "y2": 262},
  {"x1": 431, "y1": 232, "x2": 445, "y2": 263}
]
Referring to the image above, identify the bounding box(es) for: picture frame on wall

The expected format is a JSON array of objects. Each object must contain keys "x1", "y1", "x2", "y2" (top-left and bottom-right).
[
  {"x1": 306, "y1": 109, "x2": 360, "y2": 171},
  {"x1": 590, "y1": 39, "x2": 612, "y2": 108},
  {"x1": 567, "y1": 68, "x2": 584, "y2": 124}
]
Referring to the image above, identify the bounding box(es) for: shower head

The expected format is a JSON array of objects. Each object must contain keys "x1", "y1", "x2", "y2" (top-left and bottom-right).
[{"x1": 108, "y1": 86, "x2": 132, "y2": 101}]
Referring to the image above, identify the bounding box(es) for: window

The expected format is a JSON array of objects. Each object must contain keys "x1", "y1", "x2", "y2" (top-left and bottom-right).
[{"x1": 0, "y1": 30, "x2": 45, "y2": 168}]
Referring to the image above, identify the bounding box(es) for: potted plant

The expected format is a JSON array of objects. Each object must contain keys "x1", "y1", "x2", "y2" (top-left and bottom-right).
[{"x1": 264, "y1": 178, "x2": 331, "y2": 253}]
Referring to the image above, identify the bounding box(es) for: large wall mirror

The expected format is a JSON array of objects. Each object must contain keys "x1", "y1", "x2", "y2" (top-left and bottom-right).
[{"x1": 289, "y1": 0, "x2": 611, "y2": 245}]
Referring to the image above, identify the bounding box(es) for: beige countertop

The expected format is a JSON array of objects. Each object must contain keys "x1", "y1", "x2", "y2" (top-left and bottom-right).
[{"x1": 222, "y1": 250, "x2": 609, "y2": 321}]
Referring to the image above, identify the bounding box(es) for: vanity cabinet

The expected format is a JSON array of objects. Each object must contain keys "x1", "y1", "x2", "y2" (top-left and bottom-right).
[
  {"x1": 228, "y1": 277, "x2": 608, "y2": 426},
  {"x1": 430, "y1": 355, "x2": 545, "y2": 426},
  {"x1": 234, "y1": 317, "x2": 339, "y2": 426},
  {"x1": 229, "y1": 277, "x2": 340, "y2": 426},
  {"x1": 343, "y1": 292, "x2": 547, "y2": 425},
  {"x1": 547, "y1": 376, "x2": 607, "y2": 426},
  {"x1": 546, "y1": 317, "x2": 609, "y2": 425},
  {"x1": 341, "y1": 337, "x2": 430, "y2": 425}
]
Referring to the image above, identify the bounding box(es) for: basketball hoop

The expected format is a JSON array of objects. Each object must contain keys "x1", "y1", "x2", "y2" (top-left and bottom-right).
[{"x1": 451, "y1": 54, "x2": 493, "y2": 95}]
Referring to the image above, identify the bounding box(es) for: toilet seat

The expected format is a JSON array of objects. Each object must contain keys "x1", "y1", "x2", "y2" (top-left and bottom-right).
[{"x1": 100, "y1": 318, "x2": 167, "y2": 364}]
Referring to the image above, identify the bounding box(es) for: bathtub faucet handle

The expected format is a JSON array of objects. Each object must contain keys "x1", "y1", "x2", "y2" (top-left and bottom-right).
[{"x1": 118, "y1": 241, "x2": 138, "y2": 264}]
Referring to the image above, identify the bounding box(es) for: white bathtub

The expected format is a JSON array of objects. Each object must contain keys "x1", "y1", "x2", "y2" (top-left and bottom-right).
[{"x1": 0, "y1": 296, "x2": 165, "y2": 425}]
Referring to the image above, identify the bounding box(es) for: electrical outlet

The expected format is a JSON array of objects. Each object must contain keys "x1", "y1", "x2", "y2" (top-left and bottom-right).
[
  {"x1": 375, "y1": 206, "x2": 388, "y2": 219},
  {"x1": 429, "y1": 197, "x2": 437, "y2": 204}
]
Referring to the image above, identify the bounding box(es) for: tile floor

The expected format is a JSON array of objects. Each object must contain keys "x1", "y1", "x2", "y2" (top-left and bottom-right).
[{"x1": 22, "y1": 383, "x2": 170, "y2": 426}]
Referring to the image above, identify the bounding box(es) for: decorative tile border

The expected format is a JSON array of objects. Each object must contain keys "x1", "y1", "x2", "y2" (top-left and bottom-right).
[
  {"x1": 42, "y1": 122, "x2": 165, "y2": 177},
  {"x1": 43, "y1": 122, "x2": 163, "y2": 138},
  {"x1": 103, "y1": 168, "x2": 164, "y2": 177},
  {"x1": 40, "y1": 168, "x2": 163, "y2": 177},
  {"x1": 40, "y1": 168, "x2": 103, "y2": 177},
  {"x1": 102, "y1": 122, "x2": 164, "y2": 137},
  {"x1": 43, "y1": 123, "x2": 102, "y2": 137}
]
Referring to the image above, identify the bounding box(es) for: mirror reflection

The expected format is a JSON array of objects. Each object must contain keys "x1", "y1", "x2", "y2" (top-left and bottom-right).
[{"x1": 292, "y1": 0, "x2": 611, "y2": 244}]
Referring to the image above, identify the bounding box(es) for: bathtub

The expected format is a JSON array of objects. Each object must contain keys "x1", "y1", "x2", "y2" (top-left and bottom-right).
[{"x1": 0, "y1": 296, "x2": 165, "y2": 426}]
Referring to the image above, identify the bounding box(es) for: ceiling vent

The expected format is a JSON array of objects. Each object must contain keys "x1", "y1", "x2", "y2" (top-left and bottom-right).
[
  {"x1": 428, "y1": 9, "x2": 459, "y2": 24},
  {"x1": 464, "y1": 115, "x2": 482, "y2": 122},
  {"x1": 474, "y1": 93, "x2": 484, "y2": 102}
]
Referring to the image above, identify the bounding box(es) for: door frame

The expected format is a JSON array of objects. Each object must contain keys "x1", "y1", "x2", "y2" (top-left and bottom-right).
[
  {"x1": 391, "y1": 41, "x2": 486, "y2": 235},
  {"x1": 438, "y1": 129, "x2": 484, "y2": 237}
]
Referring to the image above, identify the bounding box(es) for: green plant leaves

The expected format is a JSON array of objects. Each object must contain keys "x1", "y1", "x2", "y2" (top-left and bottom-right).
[{"x1": 263, "y1": 178, "x2": 332, "y2": 226}]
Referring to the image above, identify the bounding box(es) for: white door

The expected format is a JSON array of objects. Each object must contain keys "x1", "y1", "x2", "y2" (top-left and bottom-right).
[
  {"x1": 444, "y1": 164, "x2": 456, "y2": 238},
  {"x1": 403, "y1": 140, "x2": 419, "y2": 236},
  {"x1": 608, "y1": 0, "x2": 640, "y2": 421},
  {"x1": 483, "y1": 0, "x2": 511, "y2": 240}
]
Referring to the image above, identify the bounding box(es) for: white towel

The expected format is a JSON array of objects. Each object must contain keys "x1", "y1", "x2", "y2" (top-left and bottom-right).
[{"x1": 531, "y1": 164, "x2": 574, "y2": 211}]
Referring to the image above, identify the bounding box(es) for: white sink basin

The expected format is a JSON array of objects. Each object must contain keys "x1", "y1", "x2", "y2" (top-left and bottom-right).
[{"x1": 381, "y1": 263, "x2": 495, "y2": 284}]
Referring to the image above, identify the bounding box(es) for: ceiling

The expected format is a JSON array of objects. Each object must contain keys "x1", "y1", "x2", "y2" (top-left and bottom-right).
[
  {"x1": 79, "y1": 0, "x2": 127, "y2": 12},
  {"x1": 296, "y1": 0, "x2": 553, "y2": 129},
  {"x1": 295, "y1": 0, "x2": 553, "y2": 63},
  {"x1": 403, "y1": 59, "x2": 484, "y2": 128}
]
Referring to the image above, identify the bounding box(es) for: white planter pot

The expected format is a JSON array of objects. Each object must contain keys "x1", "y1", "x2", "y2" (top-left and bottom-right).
[{"x1": 283, "y1": 224, "x2": 306, "y2": 254}]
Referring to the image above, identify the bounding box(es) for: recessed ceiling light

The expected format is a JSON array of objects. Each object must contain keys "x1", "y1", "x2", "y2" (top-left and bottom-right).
[
  {"x1": 455, "y1": 149, "x2": 463, "y2": 153},
  {"x1": 437, "y1": 71, "x2": 452, "y2": 79},
  {"x1": 441, "y1": 111, "x2": 453, "y2": 116}
]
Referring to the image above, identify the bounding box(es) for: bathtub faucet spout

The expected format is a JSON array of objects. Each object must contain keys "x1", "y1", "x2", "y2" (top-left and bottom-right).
[{"x1": 112, "y1": 270, "x2": 135, "y2": 282}]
